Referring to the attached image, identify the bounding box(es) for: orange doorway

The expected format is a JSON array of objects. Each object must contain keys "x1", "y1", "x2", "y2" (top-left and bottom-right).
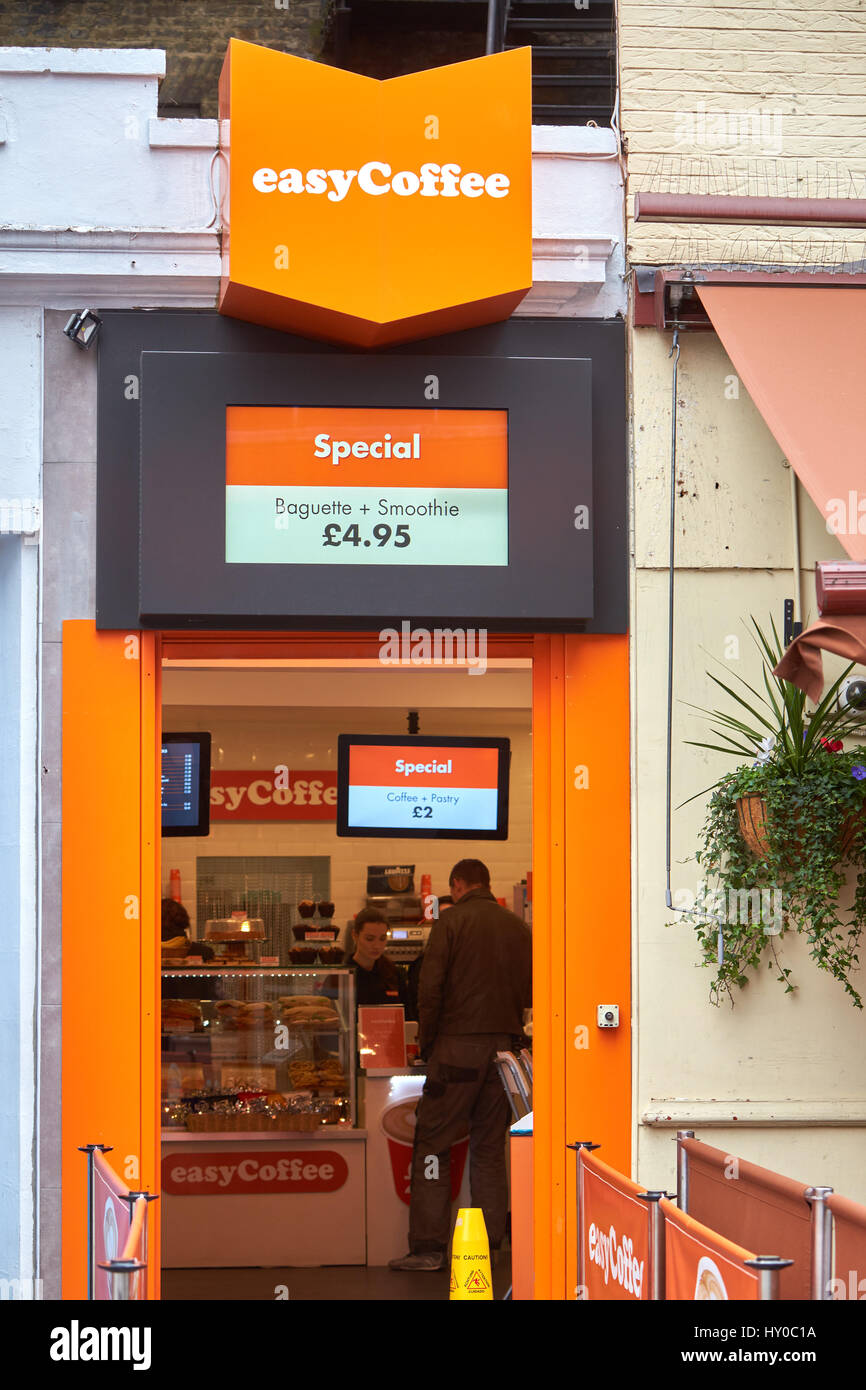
[{"x1": 61, "y1": 624, "x2": 630, "y2": 1300}]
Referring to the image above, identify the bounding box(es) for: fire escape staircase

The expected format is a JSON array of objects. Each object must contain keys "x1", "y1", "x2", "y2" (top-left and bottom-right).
[{"x1": 486, "y1": 0, "x2": 616, "y2": 125}]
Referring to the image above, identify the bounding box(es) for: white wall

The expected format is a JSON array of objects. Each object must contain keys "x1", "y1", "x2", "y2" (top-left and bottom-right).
[
  {"x1": 0, "y1": 49, "x2": 220, "y2": 307},
  {"x1": 632, "y1": 325, "x2": 866, "y2": 1202},
  {"x1": 0, "y1": 44, "x2": 624, "y2": 1293}
]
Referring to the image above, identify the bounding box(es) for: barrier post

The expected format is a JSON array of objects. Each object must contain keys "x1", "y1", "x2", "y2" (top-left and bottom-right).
[
  {"x1": 805, "y1": 1186, "x2": 834, "y2": 1301},
  {"x1": 639, "y1": 1191, "x2": 669, "y2": 1301},
  {"x1": 567, "y1": 1142, "x2": 600, "y2": 1299},
  {"x1": 744, "y1": 1256, "x2": 793, "y2": 1300},
  {"x1": 675, "y1": 1130, "x2": 695, "y2": 1213},
  {"x1": 125, "y1": 1192, "x2": 159, "y2": 1290},
  {"x1": 97, "y1": 1259, "x2": 147, "y2": 1301},
  {"x1": 78, "y1": 1143, "x2": 113, "y2": 1301}
]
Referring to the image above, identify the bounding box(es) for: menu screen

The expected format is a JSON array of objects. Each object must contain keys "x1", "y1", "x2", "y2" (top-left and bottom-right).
[
  {"x1": 225, "y1": 406, "x2": 508, "y2": 566},
  {"x1": 161, "y1": 734, "x2": 211, "y2": 837},
  {"x1": 337, "y1": 736, "x2": 509, "y2": 840}
]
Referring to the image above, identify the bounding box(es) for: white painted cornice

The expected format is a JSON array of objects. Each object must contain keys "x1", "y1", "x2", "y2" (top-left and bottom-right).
[
  {"x1": 0, "y1": 229, "x2": 221, "y2": 307},
  {"x1": 0, "y1": 47, "x2": 166, "y2": 76},
  {"x1": 0, "y1": 228, "x2": 615, "y2": 311},
  {"x1": 519, "y1": 235, "x2": 618, "y2": 313}
]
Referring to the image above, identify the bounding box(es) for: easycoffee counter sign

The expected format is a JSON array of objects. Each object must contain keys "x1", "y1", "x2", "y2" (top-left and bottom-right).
[
  {"x1": 162, "y1": 1150, "x2": 348, "y2": 1196},
  {"x1": 226, "y1": 406, "x2": 508, "y2": 566},
  {"x1": 218, "y1": 41, "x2": 532, "y2": 347}
]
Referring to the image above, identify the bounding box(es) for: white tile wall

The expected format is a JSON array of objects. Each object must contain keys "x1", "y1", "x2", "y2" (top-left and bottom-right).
[{"x1": 162, "y1": 704, "x2": 532, "y2": 938}]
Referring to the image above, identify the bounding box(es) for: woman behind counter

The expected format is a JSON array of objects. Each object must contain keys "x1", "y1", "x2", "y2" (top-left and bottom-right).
[{"x1": 344, "y1": 908, "x2": 408, "y2": 1009}]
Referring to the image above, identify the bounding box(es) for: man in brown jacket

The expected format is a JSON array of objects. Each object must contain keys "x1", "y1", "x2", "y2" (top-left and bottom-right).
[{"x1": 389, "y1": 859, "x2": 532, "y2": 1272}]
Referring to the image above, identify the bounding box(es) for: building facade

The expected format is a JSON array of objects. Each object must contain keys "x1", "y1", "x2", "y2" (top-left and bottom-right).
[
  {"x1": 3, "y1": 0, "x2": 865, "y2": 1301},
  {"x1": 620, "y1": 0, "x2": 866, "y2": 1198},
  {"x1": 0, "y1": 37, "x2": 625, "y2": 1297}
]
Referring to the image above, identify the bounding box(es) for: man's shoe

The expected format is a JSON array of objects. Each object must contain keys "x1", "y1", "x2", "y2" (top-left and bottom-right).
[{"x1": 388, "y1": 1251, "x2": 446, "y2": 1271}]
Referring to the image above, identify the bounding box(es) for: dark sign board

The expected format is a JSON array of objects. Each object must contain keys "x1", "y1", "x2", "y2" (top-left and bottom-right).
[
  {"x1": 336, "y1": 734, "x2": 510, "y2": 840},
  {"x1": 96, "y1": 314, "x2": 626, "y2": 632},
  {"x1": 161, "y1": 732, "x2": 211, "y2": 838}
]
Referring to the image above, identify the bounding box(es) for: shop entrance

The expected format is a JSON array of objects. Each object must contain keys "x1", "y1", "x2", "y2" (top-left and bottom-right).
[
  {"x1": 61, "y1": 625, "x2": 630, "y2": 1300},
  {"x1": 160, "y1": 639, "x2": 532, "y2": 1297}
]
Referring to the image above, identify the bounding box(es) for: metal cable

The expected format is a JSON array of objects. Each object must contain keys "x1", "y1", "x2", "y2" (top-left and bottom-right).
[{"x1": 664, "y1": 329, "x2": 680, "y2": 909}]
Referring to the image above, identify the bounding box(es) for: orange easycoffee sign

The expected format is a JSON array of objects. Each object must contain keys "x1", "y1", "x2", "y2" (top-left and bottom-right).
[{"x1": 218, "y1": 40, "x2": 532, "y2": 347}]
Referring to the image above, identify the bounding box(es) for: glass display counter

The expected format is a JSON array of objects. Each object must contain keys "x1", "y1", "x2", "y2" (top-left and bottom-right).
[{"x1": 161, "y1": 967, "x2": 357, "y2": 1133}]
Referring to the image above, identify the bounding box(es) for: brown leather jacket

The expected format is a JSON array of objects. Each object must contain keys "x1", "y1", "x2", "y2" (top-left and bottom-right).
[{"x1": 417, "y1": 888, "x2": 532, "y2": 1054}]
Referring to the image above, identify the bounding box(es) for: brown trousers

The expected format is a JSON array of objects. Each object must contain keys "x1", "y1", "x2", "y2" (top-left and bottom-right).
[{"x1": 408, "y1": 1032, "x2": 512, "y2": 1254}]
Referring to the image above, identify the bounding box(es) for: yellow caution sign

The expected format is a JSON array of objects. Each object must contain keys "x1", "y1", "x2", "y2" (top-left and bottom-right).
[{"x1": 449, "y1": 1207, "x2": 493, "y2": 1301}]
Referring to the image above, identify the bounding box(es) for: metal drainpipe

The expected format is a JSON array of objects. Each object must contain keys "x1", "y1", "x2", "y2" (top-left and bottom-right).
[
  {"x1": 634, "y1": 193, "x2": 866, "y2": 226},
  {"x1": 664, "y1": 329, "x2": 681, "y2": 911},
  {"x1": 485, "y1": 0, "x2": 503, "y2": 54},
  {"x1": 789, "y1": 460, "x2": 804, "y2": 629}
]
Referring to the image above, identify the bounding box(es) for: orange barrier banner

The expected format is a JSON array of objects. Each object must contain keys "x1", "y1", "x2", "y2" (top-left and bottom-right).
[
  {"x1": 827, "y1": 1193, "x2": 866, "y2": 1300},
  {"x1": 683, "y1": 1139, "x2": 808, "y2": 1300},
  {"x1": 661, "y1": 1197, "x2": 760, "y2": 1301},
  {"x1": 580, "y1": 1150, "x2": 649, "y2": 1300},
  {"x1": 92, "y1": 1151, "x2": 132, "y2": 1302}
]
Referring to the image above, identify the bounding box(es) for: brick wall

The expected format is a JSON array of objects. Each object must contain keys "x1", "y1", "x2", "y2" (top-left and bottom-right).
[
  {"x1": 0, "y1": 0, "x2": 333, "y2": 116},
  {"x1": 619, "y1": 0, "x2": 866, "y2": 266},
  {"x1": 0, "y1": 1, "x2": 490, "y2": 114}
]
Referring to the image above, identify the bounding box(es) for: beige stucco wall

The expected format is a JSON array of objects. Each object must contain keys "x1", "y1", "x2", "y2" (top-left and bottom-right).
[
  {"x1": 630, "y1": 324, "x2": 866, "y2": 1202},
  {"x1": 619, "y1": 0, "x2": 866, "y2": 267}
]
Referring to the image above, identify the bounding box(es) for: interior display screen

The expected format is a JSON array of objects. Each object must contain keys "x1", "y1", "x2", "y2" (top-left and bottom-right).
[
  {"x1": 225, "y1": 406, "x2": 508, "y2": 567},
  {"x1": 337, "y1": 735, "x2": 510, "y2": 840},
  {"x1": 161, "y1": 733, "x2": 212, "y2": 838}
]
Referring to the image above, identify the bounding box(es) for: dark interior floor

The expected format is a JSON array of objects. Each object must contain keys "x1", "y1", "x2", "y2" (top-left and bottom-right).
[{"x1": 162, "y1": 1253, "x2": 512, "y2": 1301}]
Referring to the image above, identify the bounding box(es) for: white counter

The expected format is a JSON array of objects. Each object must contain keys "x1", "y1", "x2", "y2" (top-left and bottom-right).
[{"x1": 161, "y1": 1130, "x2": 366, "y2": 1267}]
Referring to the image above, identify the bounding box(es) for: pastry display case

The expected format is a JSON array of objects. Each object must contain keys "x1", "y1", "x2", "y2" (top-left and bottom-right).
[{"x1": 161, "y1": 967, "x2": 357, "y2": 1133}]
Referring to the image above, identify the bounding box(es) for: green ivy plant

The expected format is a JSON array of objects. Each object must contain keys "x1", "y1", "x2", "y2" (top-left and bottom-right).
[{"x1": 679, "y1": 617, "x2": 866, "y2": 1008}]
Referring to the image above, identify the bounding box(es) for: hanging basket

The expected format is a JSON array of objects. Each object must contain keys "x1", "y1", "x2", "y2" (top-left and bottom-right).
[
  {"x1": 736, "y1": 795, "x2": 771, "y2": 859},
  {"x1": 840, "y1": 811, "x2": 866, "y2": 859},
  {"x1": 737, "y1": 795, "x2": 866, "y2": 862}
]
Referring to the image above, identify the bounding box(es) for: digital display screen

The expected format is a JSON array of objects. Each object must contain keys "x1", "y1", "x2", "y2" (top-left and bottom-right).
[
  {"x1": 337, "y1": 735, "x2": 510, "y2": 840},
  {"x1": 161, "y1": 733, "x2": 211, "y2": 838},
  {"x1": 225, "y1": 406, "x2": 508, "y2": 567}
]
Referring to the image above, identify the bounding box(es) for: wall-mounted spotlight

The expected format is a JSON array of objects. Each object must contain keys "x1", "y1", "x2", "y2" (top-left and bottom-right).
[{"x1": 63, "y1": 309, "x2": 102, "y2": 348}]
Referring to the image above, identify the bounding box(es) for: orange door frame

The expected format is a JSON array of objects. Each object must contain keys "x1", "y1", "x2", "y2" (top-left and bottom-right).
[
  {"x1": 61, "y1": 623, "x2": 162, "y2": 1299},
  {"x1": 61, "y1": 624, "x2": 630, "y2": 1300}
]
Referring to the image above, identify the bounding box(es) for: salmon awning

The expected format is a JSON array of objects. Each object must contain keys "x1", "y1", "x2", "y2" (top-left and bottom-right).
[
  {"x1": 773, "y1": 615, "x2": 866, "y2": 701},
  {"x1": 696, "y1": 286, "x2": 866, "y2": 562}
]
